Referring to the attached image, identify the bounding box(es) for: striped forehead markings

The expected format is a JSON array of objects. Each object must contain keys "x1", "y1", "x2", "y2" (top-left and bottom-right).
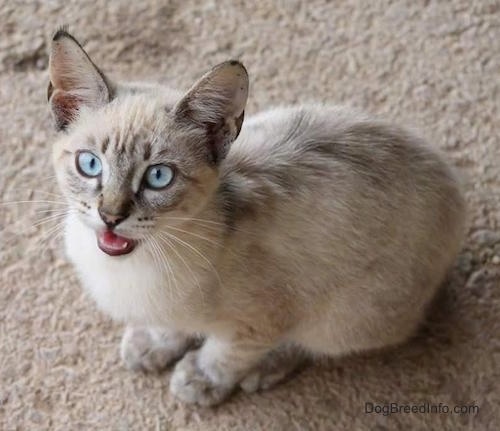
[
  {"x1": 102, "y1": 136, "x2": 110, "y2": 154},
  {"x1": 143, "y1": 141, "x2": 152, "y2": 160}
]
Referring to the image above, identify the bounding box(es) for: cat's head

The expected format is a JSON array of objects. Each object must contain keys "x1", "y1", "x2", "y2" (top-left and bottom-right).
[{"x1": 48, "y1": 29, "x2": 248, "y2": 256}]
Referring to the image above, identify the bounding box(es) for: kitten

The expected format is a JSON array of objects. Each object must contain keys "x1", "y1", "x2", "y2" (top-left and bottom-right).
[{"x1": 48, "y1": 30, "x2": 465, "y2": 406}]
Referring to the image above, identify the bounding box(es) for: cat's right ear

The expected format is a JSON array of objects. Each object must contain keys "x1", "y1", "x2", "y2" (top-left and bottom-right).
[{"x1": 47, "y1": 29, "x2": 111, "y2": 131}]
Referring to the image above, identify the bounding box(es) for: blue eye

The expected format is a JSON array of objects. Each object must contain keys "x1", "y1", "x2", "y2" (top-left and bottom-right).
[
  {"x1": 76, "y1": 151, "x2": 102, "y2": 177},
  {"x1": 145, "y1": 164, "x2": 174, "y2": 189}
]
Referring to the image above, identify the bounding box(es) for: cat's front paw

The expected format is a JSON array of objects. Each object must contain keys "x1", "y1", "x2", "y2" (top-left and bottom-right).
[
  {"x1": 169, "y1": 351, "x2": 234, "y2": 406},
  {"x1": 239, "y1": 366, "x2": 291, "y2": 393},
  {"x1": 120, "y1": 326, "x2": 192, "y2": 372},
  {"x1": 239, "y1": 345, "x2": 307, "y2": 393}
]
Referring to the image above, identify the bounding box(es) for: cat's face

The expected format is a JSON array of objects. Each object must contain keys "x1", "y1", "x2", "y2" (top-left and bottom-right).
[
  {"x1": 48, "y1": 30, "x2": 248, "y2": 256},
  {"x1": 53, "y1": 96, "x2": 219, "y2": 255}
]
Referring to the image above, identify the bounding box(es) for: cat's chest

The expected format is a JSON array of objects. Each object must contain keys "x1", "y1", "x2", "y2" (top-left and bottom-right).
[{"x1": 64, "y1": 216, "x2": 206, "y2": 329}]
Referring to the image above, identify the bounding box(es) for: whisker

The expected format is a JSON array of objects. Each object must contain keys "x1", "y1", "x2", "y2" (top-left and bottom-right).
[
  {"x1": 39, "y1": 223, "x2": 65, "y2": 242},
  {"x1": 36, "y1": 174, "x2": 58, "y2": 183},
  {"x1": 31, "y1": 191, "x2": 67, "y2": 199},
  {"x1": 144, "y1": 238, "x2": 163, "y2": 289},
  {"x1": 158, "y1": 216, "x2": 227, "y2": 226},
  {"x1": 153, "y1": 235, "x2": 182, "y2": 303},
  {"x1": 161, "y1": 221, "x2": 243, "y2": 262},
  {"x1": 12, "y1": 188, "x2": 66, "y2": 200},
  {"x1": 148, "y1": 236, "x2": 178, "y2": 305},
  {"x1": 148, "y1": 236, "x2": 167, "y2": 276},
  {"x1": 156, "y1": 233, "x2": 204, "y2": 302},
  {"x1": 154, "y1": 236, "x2": 179, "y2": 304},
  {"x1": 0, "y1": 213, "x2": 69, "y2": 249},
  {"x1": 163, "y1": 225, "x2": 222, "y2": 248},
  {"x1": 145, "y1": 238, "x2": 161, "y2": 276},
  {"x1": 28, "y1": 215, "x2": 67, "y2": 249},
  {"x1": 34, "y1": 208, "x2": 71, "y2": 214},
  {"x1": 0, "y1": 200, "x2": 69, "y2": 207},
  {"x1": 35, "y1": 223, "x2": 66, "y2": 257},
  {"x1": 32, "y1": 212, "x2": 73, "y2": 228},
  {"x1": 157, "y1": 215, "x2": 257, "y2": 236},
  {"x1": 32, "y1": 199, "x2": 82, "y2": 214},
  {"x1": 158, "y1": 230, "x2": 222, "y2": 286}
]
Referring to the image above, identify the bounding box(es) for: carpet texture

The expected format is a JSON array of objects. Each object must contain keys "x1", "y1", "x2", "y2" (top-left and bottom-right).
[{"x1": 1, "y1": 1, "x2": 499, "y2": 430}]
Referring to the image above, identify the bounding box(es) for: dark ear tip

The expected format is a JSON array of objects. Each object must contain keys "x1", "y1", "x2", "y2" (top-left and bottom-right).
[
  {"x1": 221, "y1": 60, "x2": 248, "y2": 79},
  {"x1": 52, "y1": 26, "x2": 80, "y2": 45}
]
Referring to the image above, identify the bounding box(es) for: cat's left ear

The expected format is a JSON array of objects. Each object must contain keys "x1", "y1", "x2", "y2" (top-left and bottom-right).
[
  {"x1": 173, "y1": 60, "x2": 249, "y2": 164},
  {"x1": 47, "y1": 29, "x2": 112, "y2": 131}
]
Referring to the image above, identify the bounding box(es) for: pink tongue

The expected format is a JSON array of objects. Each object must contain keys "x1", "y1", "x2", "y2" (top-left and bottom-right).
[{"x1": 97, "y1": 230, "x2": 136, "y2": 256}]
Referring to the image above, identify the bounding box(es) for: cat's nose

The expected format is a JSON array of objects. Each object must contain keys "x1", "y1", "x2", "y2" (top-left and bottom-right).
[{"x1": 98, "y1": 208, "x2": 128, "y2": 228}]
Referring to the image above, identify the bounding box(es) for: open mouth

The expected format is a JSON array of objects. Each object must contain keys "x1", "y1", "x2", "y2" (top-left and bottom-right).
[{"x1": 97, "y1": 230, "x2": 137, "y2": 256}]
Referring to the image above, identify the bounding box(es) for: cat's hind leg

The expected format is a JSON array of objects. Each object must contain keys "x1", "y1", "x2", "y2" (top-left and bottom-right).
[{"x1": 120, "y1": 326, "x2": 195, "y2": 372}]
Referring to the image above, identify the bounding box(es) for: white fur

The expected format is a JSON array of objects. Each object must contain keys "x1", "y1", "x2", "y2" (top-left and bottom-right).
[{"x1": 65, "y1": 214, "x2": 210, "y2": 331}]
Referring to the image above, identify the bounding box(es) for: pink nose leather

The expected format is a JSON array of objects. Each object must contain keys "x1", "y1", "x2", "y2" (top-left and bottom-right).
[{"x1": 98, "y1": 208, "x2": 127, "y2": 227}]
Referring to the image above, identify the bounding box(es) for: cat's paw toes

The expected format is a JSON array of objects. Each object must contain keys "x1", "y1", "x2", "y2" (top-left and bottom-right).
[
  {"x1": 120, "y1": 327, "x2": 190, "y2": 372},
  {"x1": 169, "y1": 351, "x2": 233, "y2": 406},
  {"x1": 239, "y1": 367, "x2": 290, "y2": 393},
  {"x1": 239, "y1": 346, "x2": 307, "y2": 393}
]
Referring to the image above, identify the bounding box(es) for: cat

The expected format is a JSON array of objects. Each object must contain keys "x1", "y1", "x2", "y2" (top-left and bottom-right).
[{"x1": 48, "y1": 29, "x2": 466, "y2": 406}]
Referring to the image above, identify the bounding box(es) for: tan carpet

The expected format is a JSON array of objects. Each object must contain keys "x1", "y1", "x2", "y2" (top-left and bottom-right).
[{"x1": 1, "y1": 1, "x2": 499, "y2": 430}]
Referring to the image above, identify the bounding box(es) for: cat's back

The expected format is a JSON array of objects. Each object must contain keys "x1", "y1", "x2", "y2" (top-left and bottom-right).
[
  {"x1": 222, "y1": 104, "x2": 463, "y2": 209},
  {"x1": 219, "y1": 104, "x2": 465, "y2": 272}
]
